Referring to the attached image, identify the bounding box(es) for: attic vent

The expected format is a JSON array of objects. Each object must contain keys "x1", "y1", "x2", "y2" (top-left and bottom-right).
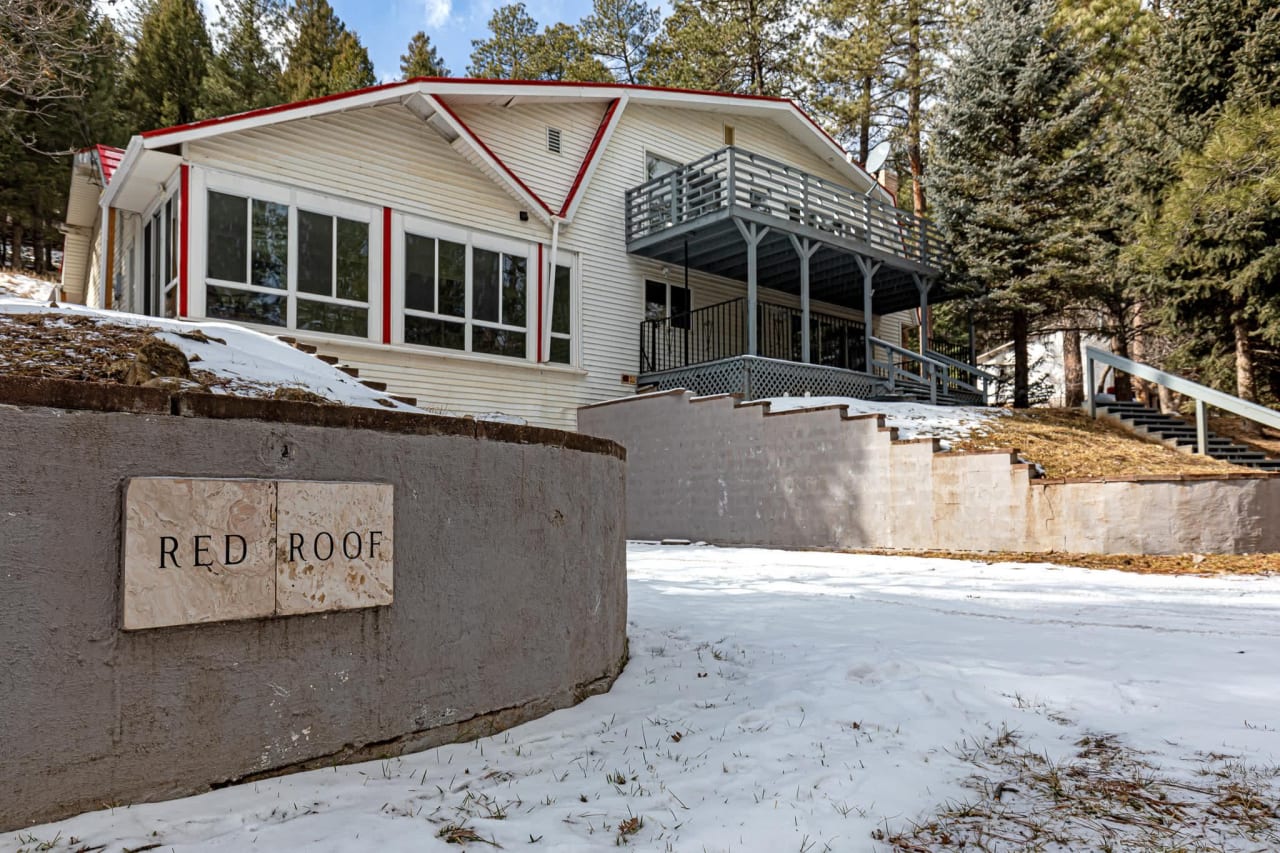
[{"x1": 547, "y1": 127, "x2": 562, "y2": 154}]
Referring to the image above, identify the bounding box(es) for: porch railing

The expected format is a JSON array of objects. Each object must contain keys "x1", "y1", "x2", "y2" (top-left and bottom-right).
[
  {"x1": 625, "y1": 146, "x2": 949, "y2": 270},
  {"x1": 869, "y1": 337, "x2": 995, "y2": 405},
  {"x1": 640, "y1": 297, "x2": 867, "y2": 375}
]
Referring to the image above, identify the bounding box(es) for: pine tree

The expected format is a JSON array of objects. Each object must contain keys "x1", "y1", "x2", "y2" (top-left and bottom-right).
[
  {"x1": 468, "y1": 4, "x2": 610, "y2": 81},
  {"x1": 809, "y1": 0, "x2": 897, "y2": 164},
  {"x1": 929, "y1": 0, "x2": 1103, "y2": 408},
  {"x1": 129, "y1": 0, "x2": 212, "y2": 128},
  {"x1": 643, "y1": 0, "x2": 802, "y2": 96},
  {"x1": 401, "y1": 31, "x2": 450, "y2": 78},
  {"x1": 579, "y1": 0, "x2": 660, "y2": 84},
  {"x1": 280, "y1": 0, "x2": 375, "y2": 100},
  {"x1": 200, "y1": 0, "x2": 285, "y2": 118}
]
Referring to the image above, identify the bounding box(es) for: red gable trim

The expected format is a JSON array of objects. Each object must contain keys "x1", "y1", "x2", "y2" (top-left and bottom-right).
[
  {"x1": 96, "y1": 145, "x2": 125, "y2": 184},
  {"x1": 179, "y1": 164, "x2": 190, "y2": 316},
  {"x1": 431, "y1": 95, "x2": 555, "y2": 217},
  {"x1": 559, "y1": 98, "x2": 619, "y2": 218}
]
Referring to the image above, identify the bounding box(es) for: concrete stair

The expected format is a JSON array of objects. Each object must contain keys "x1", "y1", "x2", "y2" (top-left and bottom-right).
[
  {"x1": 1094, "y1": 400, "x2": 1280, "y2": 472},
  {"x1": 274, "y1": 336, "x2": 418, "y2": 408}
]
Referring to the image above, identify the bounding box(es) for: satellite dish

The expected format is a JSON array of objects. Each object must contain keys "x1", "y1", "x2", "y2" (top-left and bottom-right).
[{"x1": 864, "y1": 141, "x2": 891, "y2": 174}]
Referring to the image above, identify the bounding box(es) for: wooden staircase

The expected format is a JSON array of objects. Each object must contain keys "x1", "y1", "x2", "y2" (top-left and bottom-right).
[{"x1": 276, "y1": 336, "x2": 418, "y2": 407}]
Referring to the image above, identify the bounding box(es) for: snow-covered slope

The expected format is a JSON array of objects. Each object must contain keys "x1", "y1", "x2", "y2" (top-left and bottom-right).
[
  {"x1": 759, "y1": 395, "x2": 1007, "y2": 448},
  {"x1": 0, "y1": 272, "x2": 418, "y2": 411}
]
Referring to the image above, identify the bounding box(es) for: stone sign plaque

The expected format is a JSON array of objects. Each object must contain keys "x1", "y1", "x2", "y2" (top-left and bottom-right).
[
  {"x1": 122, "y1": 478, "x2": 393, "y2": 631},
  {"x1": 276, "y1": 481, "x2": 394, "y2": 615}
]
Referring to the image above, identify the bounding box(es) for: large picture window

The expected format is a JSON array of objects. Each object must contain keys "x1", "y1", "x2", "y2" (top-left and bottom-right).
[
  {"x1": 399, "y1": 219, "x2": 534, "y2": 361},
  {"x1": 202, "y1": 181, "x2": 372, "y2": 339}
]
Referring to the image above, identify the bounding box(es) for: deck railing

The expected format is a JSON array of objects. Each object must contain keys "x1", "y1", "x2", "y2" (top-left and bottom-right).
[
  {"x1": 625, "y1": 146, "x2": 949, "y2": 270},
  {"x1": 639, "y1": 297, "x2": 867, "y2": 375}
]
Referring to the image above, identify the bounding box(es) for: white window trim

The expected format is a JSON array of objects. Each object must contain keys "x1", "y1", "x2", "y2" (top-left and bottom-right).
[
  {"x1": 188, "y1": 167, "x2": 381, "y2": 341},
  {"x1": 392, "y1": 211, "x2": 539, "y2": 364},
  {"x1": 138, "y1": 172, "x2": 181, "y2": 318},
  {"x1": 547, "y1": 257, "x2": 577, "y2": 366}
]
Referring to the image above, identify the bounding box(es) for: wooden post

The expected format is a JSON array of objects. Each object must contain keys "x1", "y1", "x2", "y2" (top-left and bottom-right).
[
  {"x1": 1195, "y1": 399, "x2": 1208, "y2": 456},
  {"x1": 788, "y1": 235, "x2": 818, "y2": 363},
  {"x1": 913, "y1": 273, "x2": 932, "y2": 357},
  {"x1": 855, "y1": 255, "x2": 880, "y2": 372},
  {"x1": 734, "y1": 219, "x2": 769, "y2": 357},
  {"x1": 104, "y1": 208, "x2": 117, "y2": 310}
]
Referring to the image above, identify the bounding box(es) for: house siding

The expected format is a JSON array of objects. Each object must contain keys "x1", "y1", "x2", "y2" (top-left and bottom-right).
[{"x1": 151, "y1": 99, "x2": 921, "y2": 430}]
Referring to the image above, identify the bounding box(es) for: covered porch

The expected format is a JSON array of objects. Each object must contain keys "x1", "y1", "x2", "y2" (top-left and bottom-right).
[{"x1": 625, "y1": 146, "x2": 990, "y2": 404}]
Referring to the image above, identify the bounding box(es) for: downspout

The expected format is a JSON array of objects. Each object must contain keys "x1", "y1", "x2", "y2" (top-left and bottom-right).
[{"x1": 542, "y1": 216, "x2": 562, "y2": 362}]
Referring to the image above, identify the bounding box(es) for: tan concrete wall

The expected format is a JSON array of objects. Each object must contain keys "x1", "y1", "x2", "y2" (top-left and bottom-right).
[
  {"x1": 578, "y1": 390, "x2": 1280, "y2": 555},
  {"x1": 0, "y1": 379, "x2": 628, "y2": 832}
]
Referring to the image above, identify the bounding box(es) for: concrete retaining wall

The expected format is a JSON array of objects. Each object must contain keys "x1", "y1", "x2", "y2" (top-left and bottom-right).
[
  {"x1": 0, "y1": 378, "x2": 628, "y2": 831},
  {"x1": 579, "y1": 390, "x2": 1280, "y2": 555}
]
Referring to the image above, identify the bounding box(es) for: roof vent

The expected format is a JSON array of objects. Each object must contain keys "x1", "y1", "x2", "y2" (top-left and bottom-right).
[{"x1": 547, "y1": 127, "x2": 562, "y2": 154}]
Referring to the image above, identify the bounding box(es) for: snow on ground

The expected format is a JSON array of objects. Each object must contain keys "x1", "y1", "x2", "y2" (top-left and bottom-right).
[
  {"x1": 8, "y1": 544, "x2": 1280, "y2": 851},
  {"x1": 0, "y1": 272, "x2": 418, "y2": 411},
  {"x1": 760, "y1": 395, "x2": 1006, "y2": 448}
]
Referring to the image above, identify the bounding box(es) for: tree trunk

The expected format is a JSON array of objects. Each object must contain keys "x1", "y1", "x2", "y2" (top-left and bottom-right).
[
  {"x1": 1012, "y1": 309, "x2": 1029, "y2": 408},
  {"x1": 905, "y1": 0, "x2": 926, "y2": 216},
  {"x1": 1112, "y1": 331, "x2": 1133, "y2": 401},
  {"x1": 12, "y1": 222, "x2": 24, "y2": 272},
  {"x1": 1063, "y1": 327, "x2": 1084, "y2": 408},
  {"x1": 1129, "y1": 303, "x2": 1154, "y2": 406},
  {"x1": 1235, "y1": 314, "x2": 1257, "y2": 403},
  {"x1": 859, "y1": 76, "x2": 872, "y2": 165}
]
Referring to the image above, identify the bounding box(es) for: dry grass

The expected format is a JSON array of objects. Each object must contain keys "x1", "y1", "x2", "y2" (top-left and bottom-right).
[
  {"x1": 1211, "y1": 415, "x2": 1280, "y2": 458},
  {"x1": 0, "y1": 312, "x2": 159, "y2": 383},
  {"x1": 850, "y1": 548, "x2": 1280, "y2": 576},
  {"x1": 949, "y1": 408, "x2": 1247, "y2": 479},
  {"x1": 877, "y1": 727, "x2": 1280, "y2": 852}
]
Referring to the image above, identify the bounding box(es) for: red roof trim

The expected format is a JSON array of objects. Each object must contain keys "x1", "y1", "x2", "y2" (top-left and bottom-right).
[
  {"x1": 86, "y1": 144, "x2": 125, "y2": 185},
  {"x1": 431, "y1": 94, "x2": 555, "y2": 216},
  {"x1": 559, "y1": 98, "x2": 619, "y2": 218}
]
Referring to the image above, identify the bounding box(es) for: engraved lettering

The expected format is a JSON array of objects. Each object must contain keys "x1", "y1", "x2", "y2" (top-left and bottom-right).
[
  {"x1": 224, "y1": 534, "x2": 246, "y2": 566},
  {"x1": 368, "y1": 530, "x2": 383, "y2": 559},
  {"x1": 159, "y1": 535, "x2": 180, "y2": 569},
  {"x1": 193, "y1": 534, "x2": 213, "y2": 568},
  {"x1": 314, "y1": 531, "x2": 334, "y2": 561},
  {"x1": 288, "y1": 532, "x2": 304, "y2": 562},
  {"x1": 342, "y1": 530, "x2": 361, "y2": 560}
]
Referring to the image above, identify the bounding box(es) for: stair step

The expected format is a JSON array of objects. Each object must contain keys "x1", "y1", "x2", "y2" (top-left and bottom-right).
[
  {"x1": 360, "y1": 379, "x2": 388, "y2": 392},
  {"x1": 295, "y1": 343, "x2": 317, "y2": 354},
  {"x1": 316, "y1": 354, "x2": 339, "y2": 365},
  {"x1": 1246, "y1": 461, "x2": 1280, "y2": 471},
  {"x1": 337, "y1": 366, "x2": 359, "y2": 377},
  {"x1": 277, "y1": 335, "x2": 297, "y2": 345},
  {"x1": 390, "y1": 394, "x2": 417, "y2": 406}
]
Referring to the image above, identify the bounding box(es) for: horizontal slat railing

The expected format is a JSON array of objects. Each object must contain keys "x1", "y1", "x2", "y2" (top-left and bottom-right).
[
  {"x1": 1086, "y1": 346, "x2": 1280, "y2": 455},
  {"x1": 869, "y1": 336, "x2": 990, "y2": 404},
  {"x1": 624, "y1": 147, "x2": 948, "y2": 270}
]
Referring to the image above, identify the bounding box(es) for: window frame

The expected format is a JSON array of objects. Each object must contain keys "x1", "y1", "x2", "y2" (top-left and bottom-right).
[
  {"x1": 189, "y1": 168, "x2": 379, "y2": 342},
  {"x1": 391, "y1": 212, "x2": 538, "y2": 363},
  {"x1": 547, "y1": 258, "x2": 576, "y2": 366},
  {"x1": 645, "y1": 280, "x2": 691, "y2": 330},
  {"x1": 138, "y1": 174, "x2": 181, "y2": 318}
]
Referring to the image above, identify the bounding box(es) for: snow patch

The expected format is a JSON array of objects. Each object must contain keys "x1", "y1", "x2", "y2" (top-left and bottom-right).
[{"x1": 760, "y1": 395, "x2": 1006, "y2": 448}]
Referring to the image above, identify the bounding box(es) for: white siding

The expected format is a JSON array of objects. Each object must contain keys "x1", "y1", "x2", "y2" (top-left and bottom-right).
[
  {"x1": 447, "y1": 100, "x2": 610, "y2": 214},
  {"x1": 164, "y1": 99, "x2": 919, "y2": 431}
]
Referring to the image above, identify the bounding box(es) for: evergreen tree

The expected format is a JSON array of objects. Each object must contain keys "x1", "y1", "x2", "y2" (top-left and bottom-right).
[
  {"x1": 579, "y1": 0, "x2": 661, "y2": 84},
  {"x1": 810, "y1": 0, "x2": 897, "y2": 164},
  {"x1": 468, "y1": 4, "x2": 610, "y2": 81},
  {"x1": 401, "y1": 31, "x2": 450, "y2": 78},
  {"x1": 643, "y1": 0, "x2": 802, "y2": 96},
  {"x1": 929, "y1": 0, "x2": 1102, "y2": 408},
  {"x1": 129, "y1": 0, "x2": 212, "y2": 129},
  {"x1": 200, "y1": 0, "x2": 286, "y2": 118},
  {"x1": 280, "y1": 0, "x2": 375, "y2": 100}
]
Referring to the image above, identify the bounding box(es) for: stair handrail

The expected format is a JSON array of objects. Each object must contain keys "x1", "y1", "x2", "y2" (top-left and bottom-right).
[
  {"x1": 924, "y1": 347, "x2": 998, "y2": 396},
  {"x1": 869, "y1": 337, "x2": 946, "y2": 404},
  {"x1": 1085, "y1": 346, "x2": 1280, "y2": 455}
]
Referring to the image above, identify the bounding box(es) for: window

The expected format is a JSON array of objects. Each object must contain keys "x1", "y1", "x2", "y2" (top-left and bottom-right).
[
  {"x1": 549, "y1": 263, "x2": 572, "y2": 364},
  {"x1": 645, "y1": 280, "x2": 690, "y2": 330},
  {"x1": 203, "y1": 185, "x2": 371, "y2": 338},
  {"x1": 724, "y1": 124, "x2": 736, "y2": 146},
  {"x1": 399, "y1": 221, "x2": 531, "y2": 361},
  {"x1": 645, "y1": 152, "x2": 680, "y2": 181}
]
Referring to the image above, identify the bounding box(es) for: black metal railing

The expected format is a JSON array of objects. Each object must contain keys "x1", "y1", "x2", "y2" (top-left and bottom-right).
[
  {"x1": 625, "y1": 146, "x2": 949, "y2": 270},
  {"x1": 927, "y1": 334, "x2": 971, "y2": 366},
  {"x1": 640, "y1": 297, "x2": 867, "y2": 375}
]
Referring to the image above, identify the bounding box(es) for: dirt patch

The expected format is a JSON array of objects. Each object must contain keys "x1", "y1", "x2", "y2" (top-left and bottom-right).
[
  {"x1": 949, "y1": 408, "x2": 1245, "y2": 478},
  {"x1": 851, "y1": 548, "x2": 1280, "y2": 576}
]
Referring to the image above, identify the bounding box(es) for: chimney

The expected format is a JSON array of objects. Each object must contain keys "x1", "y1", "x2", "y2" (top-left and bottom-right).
[{"x1": 875, "y1": 168, "x2": 900, "y2": 199}]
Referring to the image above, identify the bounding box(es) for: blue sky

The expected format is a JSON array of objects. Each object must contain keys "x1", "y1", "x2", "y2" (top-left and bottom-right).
[{"x1": 330, "y1": 0, "x2": 596, "y2": 80}]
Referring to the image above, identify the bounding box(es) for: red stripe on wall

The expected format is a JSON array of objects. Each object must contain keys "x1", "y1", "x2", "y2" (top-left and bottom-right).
[
  {"x1": 537, "y1": 243, "x2": 544, "y2": 363},
  {"x1": 382, "y1": 207, "x2": 392, "y2": 344},
  {"x1": 179, "y1": 164, "x2": 190, "y2": 317}
]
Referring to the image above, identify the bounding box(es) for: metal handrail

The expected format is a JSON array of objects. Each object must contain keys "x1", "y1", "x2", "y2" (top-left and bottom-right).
[
  {"x1": 924, "y1": 348, "x2": 998, "y2": 385},
  {"x1": 869, "y1": 337, "x2": 991, "y2": 404},
  {"x1": 1085, "y1": 346, "x2": 1280, "y2": 455}
]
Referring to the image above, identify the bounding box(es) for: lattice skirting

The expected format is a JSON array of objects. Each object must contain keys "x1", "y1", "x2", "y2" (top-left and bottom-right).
[{"x1": 640, "y1": 356, "x2": 885, "y2": 400}]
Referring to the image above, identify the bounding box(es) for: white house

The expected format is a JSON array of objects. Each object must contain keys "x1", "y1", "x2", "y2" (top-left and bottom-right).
[{"x1": 62, "y1": 78, "x2": 966, "y2": 430}]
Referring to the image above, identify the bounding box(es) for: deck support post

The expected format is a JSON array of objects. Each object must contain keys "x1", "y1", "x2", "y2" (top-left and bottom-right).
[
  {"x1": 788, "y1": 235, "x2": 819, "y2": 363},
  {"x1": 734, "y1": 219, "x2": 769, "y2": 357},
  {"x1": 913, "y1": 273, "x2": 933, "y2": 357},
  {"x1": 854, "y1": 255, "x2": 880, "y2": 373}
]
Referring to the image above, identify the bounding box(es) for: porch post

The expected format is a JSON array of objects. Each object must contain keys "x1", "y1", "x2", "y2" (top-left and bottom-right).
[
  {"x1": 855, "y1": 255, "x2": 880, "y2": 372},
  {"x1": 788, "y1": 235, "x2": 819, "y2": 363},
  {"x1": 914, "y1": 273, "x2": 933, "y2": 357},
  {"x1": 734, "y1": 219, "x2": 770, "y2": 357}
]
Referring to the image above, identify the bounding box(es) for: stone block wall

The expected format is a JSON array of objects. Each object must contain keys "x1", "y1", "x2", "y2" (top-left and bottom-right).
[
  {"x1": 578, "y1": 390, "x2": 1280, "y2": 555},
  {"x1": 0, "y1": 378, "x2": 627, "y2": 831}
]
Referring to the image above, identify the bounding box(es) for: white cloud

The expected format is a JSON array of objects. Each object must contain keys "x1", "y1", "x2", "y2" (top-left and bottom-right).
[{"x1": 424, "y1": 0, "x2": 451, "y2": 28}]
